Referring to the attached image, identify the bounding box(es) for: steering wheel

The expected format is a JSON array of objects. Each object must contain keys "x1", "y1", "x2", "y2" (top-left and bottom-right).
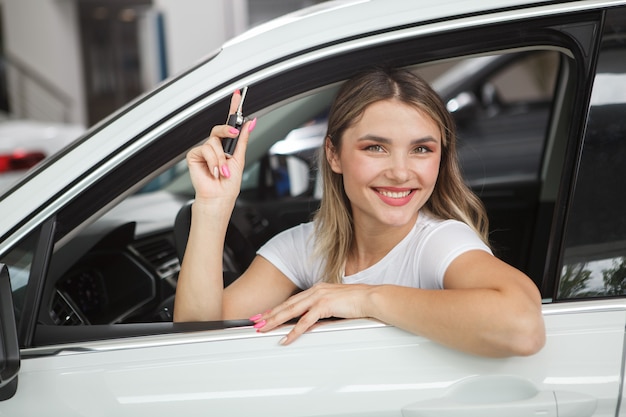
[{"x1": 154, "y1": 200, "x2": 256, "y2": 321}]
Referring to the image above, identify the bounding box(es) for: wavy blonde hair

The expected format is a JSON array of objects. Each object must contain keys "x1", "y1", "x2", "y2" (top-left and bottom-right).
[{"x1": 313, "y1": 67, "x2": 489, "y2": 284}]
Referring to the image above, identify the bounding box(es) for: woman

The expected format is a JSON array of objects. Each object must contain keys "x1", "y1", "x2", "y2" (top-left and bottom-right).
[{"x1": 174, "y1": 67, "x2": 545, "y2": 357}]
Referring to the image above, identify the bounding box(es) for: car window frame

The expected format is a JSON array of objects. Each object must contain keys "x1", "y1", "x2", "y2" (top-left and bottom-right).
[{"x1": 15, "y1": 9, "x2": 603, "y2": 347}]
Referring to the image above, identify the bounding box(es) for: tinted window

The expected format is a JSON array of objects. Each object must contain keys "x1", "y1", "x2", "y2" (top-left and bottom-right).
[{"x1": 558, "y1": 8, "x2": 626, "y2": 299}]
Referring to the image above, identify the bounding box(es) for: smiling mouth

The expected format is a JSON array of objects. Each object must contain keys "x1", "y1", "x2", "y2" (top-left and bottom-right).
[{"x1": 376, "y1": 189, "x2": 413, "y2": 198}]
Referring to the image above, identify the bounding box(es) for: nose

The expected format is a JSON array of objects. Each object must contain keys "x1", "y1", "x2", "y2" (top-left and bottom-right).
[{"x1": 385, "y1": 153, "x2": 411, "y2": 183}]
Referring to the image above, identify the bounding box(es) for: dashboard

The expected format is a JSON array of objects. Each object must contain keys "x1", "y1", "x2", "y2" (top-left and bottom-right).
[{"x1": 44, "y1": 191, "x2": 187, "y2": 326}]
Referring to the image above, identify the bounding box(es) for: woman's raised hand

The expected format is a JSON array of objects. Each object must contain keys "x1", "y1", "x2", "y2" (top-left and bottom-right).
[{"x1": 186, "y1": 90, "x2": 257, "y2": 204}]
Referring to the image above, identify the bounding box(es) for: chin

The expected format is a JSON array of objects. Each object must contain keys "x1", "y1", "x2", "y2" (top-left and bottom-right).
[{"x1": 377, "y1": 211, "x2": 419, "y2": 228}]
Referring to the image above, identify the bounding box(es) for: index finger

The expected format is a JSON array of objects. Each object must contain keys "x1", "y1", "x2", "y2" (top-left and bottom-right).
[
  {"x1": 279, "y1": 311, "x2": 321, "y2": 346},
  {"x1": 228, "y1": 89, "x2": 243, "y2": 118}
]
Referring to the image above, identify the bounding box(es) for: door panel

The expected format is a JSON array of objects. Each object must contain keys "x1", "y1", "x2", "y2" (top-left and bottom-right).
[
  {"x1": 4, "y1": 301, "x2": 624, "y2": 416},
  {"x1": 402, "y1": 376, "x2": 596, "y2": 417}
]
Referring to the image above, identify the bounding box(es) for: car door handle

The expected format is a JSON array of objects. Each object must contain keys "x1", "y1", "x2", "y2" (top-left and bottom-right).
[{"x1": 401, "y1": 375, "x2": 597, "y2": 417}]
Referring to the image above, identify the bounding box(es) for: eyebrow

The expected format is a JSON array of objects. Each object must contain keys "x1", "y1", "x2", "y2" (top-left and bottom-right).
[{"x1": 357, "y1": 134, "x2": 439, "y2": 145}]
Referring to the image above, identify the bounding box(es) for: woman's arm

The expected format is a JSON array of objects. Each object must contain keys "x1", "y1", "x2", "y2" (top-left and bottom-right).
[
  {"x1": 254, "y1": 251, "x2": 545, "y2": 357},
  {"x1": 173, "y1": 90, "x2": 299, "y2": 322},
  {"x1": 368, "y1": 250, "x2": 545, "y2": 357},
  {"x1": 173, "y1": 90, "x2": 255, "y2": 322},
  {"x1": 223, "y1": 255, "x2": 300, "y2": 319},
  {"x1": 173, "y1": 198, "x2": 233, "y2": 321},
  {"x1": 175, "y1": 222, "x2": 299, "y2": 321}
]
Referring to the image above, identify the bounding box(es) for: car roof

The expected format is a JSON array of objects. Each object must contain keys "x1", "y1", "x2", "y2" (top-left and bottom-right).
[{"x1": 226, "y1": 0, "x2": 564, "y2": 50}]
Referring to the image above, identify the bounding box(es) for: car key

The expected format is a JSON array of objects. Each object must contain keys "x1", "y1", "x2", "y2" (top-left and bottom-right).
[{"x1": 223, "y1": 86, "x2": 248, "y2": 156}]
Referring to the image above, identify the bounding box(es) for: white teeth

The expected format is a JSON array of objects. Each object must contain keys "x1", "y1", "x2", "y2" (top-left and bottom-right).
[{"x1": 378, "y1": 189, "x2": 411, "y2": 198}]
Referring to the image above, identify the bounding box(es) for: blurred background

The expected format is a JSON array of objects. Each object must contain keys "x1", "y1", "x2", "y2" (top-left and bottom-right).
[
  {"x1": 0, "y1": 0, "x2": 329, "y2": 128},
  {"x1": 0, "y1": 0, "x2": 546, "y2": 191}
]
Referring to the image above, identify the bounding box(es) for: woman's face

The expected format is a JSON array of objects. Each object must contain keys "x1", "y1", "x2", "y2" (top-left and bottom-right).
[{"x1": 327, "y1": 99, "x2": 442, "y2": 231}]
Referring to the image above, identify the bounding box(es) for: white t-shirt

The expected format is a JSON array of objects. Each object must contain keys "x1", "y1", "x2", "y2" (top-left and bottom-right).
[{"x1": 257, "y1": 211, "x2": 492, "y2": 290}]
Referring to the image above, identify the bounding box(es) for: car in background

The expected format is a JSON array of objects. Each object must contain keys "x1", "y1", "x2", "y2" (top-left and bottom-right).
[
  {"x1": 0, "y1": 114, "x2": 84, "y2": 190},
  {"x1": 0, "y1": 0, "x2": 625, "y2": 415}
]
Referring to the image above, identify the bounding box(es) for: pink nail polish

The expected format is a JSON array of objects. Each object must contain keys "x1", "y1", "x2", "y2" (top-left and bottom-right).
[
  {"x1": 228, "y1": 127, "x2": 239, "y2": 135},
  {"x1": 248, "y1": 117, "x2": 257, "y2": 133},
  {"x1": 221, "y1": 164, "x2": 230, "y2": 178},
  {"x1": 253, "y1": 320, "x2": 266, "y2": 329},
  {"x1": 249, "y1": 314, "x2": 262, "y2": 322}
]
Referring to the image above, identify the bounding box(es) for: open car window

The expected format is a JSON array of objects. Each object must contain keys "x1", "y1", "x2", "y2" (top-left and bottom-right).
[{"x1": 2, "y1": 12, "x2": 593, "y2": 347}]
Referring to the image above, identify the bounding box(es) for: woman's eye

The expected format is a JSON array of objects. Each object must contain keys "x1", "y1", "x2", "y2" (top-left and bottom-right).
[
  {"x1": 365, "y1": 144, "x2": 385, "y2": 152},
  {"x1": 413, "y1": 146, "x2": 431, "y2": 154}
]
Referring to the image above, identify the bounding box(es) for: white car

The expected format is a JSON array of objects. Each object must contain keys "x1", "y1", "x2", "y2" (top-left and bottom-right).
[
  {"x1": 0, "y1": 116, "x2": 84, "y2": 191},
  {"x1": 1, "y1": 0, "x2": 626, "y2": 415}
]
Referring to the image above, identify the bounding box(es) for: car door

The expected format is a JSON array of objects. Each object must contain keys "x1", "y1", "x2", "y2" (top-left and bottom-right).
[{"x1": 1, "y1": 3, "x2": 626, "y2": 417}]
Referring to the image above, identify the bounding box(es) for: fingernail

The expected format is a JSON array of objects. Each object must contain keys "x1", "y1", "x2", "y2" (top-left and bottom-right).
[
  {"x1": 249, "y1": 313, "x2": 262, "y2": 322},
  {"x1": 221, "y1": 164, "x2": 230, "y2": 178},
  {"x1": 248, "y1": 117, "x2": 257, "y2": 133},
  {"x1": 234, "y1": 89, "x2": 240, "y2": 95},
  {"x1": 253, "y1": 320, "x2": 266, "y2": 329},
  {"x1": 278, "y1": 336, "x2": 288, "y2": 346},
  {"x1": 213, "y1": 166, "x2": 219, "y2": 179},
  {"x1": 228, "y1": 127, "x2": 239, "y2": 135}
]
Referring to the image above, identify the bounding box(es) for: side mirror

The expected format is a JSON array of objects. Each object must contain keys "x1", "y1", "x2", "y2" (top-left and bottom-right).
[{"x1": 0, "y1": 264, "x2": 19, "y2": 400}]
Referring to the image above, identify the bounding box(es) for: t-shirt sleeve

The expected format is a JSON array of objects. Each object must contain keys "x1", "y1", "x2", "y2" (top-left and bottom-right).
[
  {"x1": 417, "y1": 221, "x2": 492, "y2": 290},
  {"x1": 256, "y1": 223, "x2": 317, "y2": 290}
]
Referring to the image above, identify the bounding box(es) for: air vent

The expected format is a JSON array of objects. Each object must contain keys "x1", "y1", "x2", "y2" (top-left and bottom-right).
[
  {"x1": 50, "y1": 290, "x2": 85, "y2": 325},
  {"x1": 132, "y1": 237, "x2": 176, "y2": 266},
  {"x1": 130, "y1": 236, "x2": 180, "y2": 280}
]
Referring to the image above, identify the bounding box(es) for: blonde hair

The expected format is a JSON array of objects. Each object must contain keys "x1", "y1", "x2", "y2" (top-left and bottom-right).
[{"x1": 313, "y1": 67, "x2": 489, "y2": 284}]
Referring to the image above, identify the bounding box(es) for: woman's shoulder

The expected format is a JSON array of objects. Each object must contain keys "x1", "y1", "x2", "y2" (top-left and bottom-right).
[
  {"x1": 258, "y1": 221, "x2": 316, "y2": 259},
  {"x1": 287, "y1": 221, "x2": 315, "y2": 236},
  {"x1": 269, "y1": 221, "x2": 315, "y2": 244},
  {"x1": 414, "y1": 211, "x2": 491, "y2": 253},
  {"x1": 417, "y1": 211, "x2": 468, "y2": 231}
]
